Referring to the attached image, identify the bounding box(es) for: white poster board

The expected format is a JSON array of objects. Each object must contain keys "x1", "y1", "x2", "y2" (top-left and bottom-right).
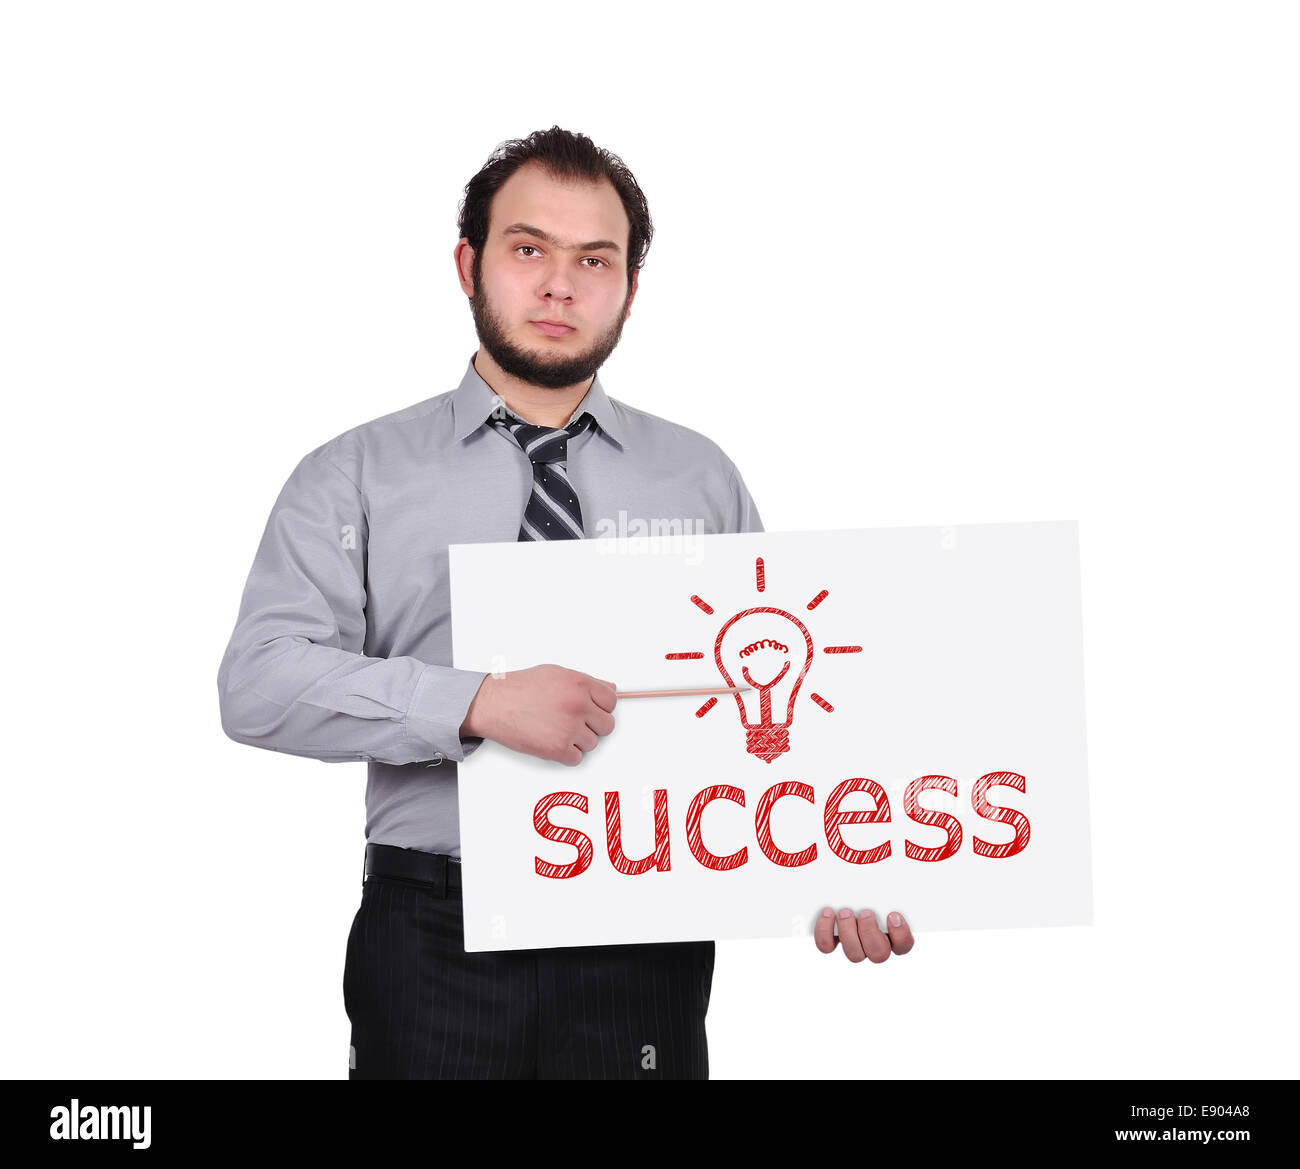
[{"x1": 449, "y1": 523, "x2": 1091, "y2": 951}]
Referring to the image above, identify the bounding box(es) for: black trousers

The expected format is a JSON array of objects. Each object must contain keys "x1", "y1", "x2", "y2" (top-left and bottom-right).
[{"x1": 343, "y1": 850, "x2": 715, "y2": 1079}]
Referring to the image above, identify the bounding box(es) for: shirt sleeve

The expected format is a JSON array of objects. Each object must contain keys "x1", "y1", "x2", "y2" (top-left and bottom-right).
[
  {"x1": 726, "y1": 465, "x2": 766, "y2": 534},
  {"x1": 217, "y1": 450, "x2": 488, "y2": 766}
]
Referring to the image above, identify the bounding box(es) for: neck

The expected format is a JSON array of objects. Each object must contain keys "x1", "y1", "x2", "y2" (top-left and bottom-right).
[{"x1": 472, "y1": 348, "x2": 593, "y2": 429}]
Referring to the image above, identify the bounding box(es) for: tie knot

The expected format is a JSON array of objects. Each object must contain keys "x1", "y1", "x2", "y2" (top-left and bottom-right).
[{"x1": 492, "y1": 412, "x2": 592, "y2": 464}]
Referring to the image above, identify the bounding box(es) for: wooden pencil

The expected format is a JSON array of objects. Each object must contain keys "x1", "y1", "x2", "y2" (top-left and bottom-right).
[{"x1": 615, "y1": 685, "x2": 751, "y2": 699}]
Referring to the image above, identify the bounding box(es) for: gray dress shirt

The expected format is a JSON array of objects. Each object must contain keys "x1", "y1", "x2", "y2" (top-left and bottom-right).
[{"x1": 217, "y1": 355, "x2": 765, "y2": 856}]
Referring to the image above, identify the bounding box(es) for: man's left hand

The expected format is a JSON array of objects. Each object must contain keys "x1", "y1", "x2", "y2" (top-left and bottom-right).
[{"x1": 814, "y1": 907, "x2": 914, "y2": 963}]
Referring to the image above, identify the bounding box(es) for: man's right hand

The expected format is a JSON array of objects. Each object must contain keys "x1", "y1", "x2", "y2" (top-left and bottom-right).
[{"x1": 460, "y1": 665, "x2": 618, "y2": 766}]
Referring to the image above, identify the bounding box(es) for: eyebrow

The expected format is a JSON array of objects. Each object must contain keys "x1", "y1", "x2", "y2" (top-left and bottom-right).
[{"x1": 501, "y1": 222, "x2": 623, "y2": 255}]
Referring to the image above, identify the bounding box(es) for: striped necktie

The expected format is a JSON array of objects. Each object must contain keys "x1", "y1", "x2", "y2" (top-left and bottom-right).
[{"x1": 490, "y1": 412, "x2": 594, "y2": 541}]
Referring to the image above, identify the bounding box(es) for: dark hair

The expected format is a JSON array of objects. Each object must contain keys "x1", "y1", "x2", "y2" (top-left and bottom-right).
[{"x1": 457, "y1": 126, "x2": 652, "y2": 283}]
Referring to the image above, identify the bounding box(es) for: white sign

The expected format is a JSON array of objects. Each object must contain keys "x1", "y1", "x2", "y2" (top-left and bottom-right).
[{"x1": 449, "y1": 523, "x2": 1091, "y2": 951}]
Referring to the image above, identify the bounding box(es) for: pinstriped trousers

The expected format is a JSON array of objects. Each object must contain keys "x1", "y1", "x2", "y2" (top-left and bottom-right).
[{"x1": 343, "y1": 874, "x2": 715, "y2": 1079}]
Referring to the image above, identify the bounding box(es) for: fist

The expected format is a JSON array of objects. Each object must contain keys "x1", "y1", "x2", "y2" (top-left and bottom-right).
[{"x1": 462, "y1": 664, "x2": 618, "y2": 766}]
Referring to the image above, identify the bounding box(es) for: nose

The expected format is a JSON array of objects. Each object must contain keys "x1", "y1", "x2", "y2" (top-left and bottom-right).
[{"x1": 537, "y1": 258, "x2": 575, "y2": 302}]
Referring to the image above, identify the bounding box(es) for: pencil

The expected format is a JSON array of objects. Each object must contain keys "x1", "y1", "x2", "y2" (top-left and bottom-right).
[{"x1": 615, "y1": 685, "x2": 752, "y2": 699}]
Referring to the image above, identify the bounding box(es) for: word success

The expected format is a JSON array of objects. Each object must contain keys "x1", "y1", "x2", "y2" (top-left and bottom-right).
[{"x1": 533, "y1": 773, "x2": 1030, "y2": 878}]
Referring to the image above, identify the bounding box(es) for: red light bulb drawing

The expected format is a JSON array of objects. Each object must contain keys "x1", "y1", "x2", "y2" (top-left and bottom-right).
[
  {"x1": 715, "y1": 607, "x2": 814, "y2": 762},
  {"x1": 664, "y1": 555, "x2": 863, "y2": 762}
]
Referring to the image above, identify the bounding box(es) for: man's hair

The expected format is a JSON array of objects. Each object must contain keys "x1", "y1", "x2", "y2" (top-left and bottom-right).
[{"x1": 457, "y1": 126, "x2": 652, "y2": 283}]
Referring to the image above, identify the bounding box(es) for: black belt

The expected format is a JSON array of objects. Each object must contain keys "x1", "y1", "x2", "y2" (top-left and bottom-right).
[{"x1": 364, "y1": 843, "x2": 462, "y2": 898}]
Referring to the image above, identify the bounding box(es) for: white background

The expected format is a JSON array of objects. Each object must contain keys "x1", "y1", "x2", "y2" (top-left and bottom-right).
[{"x1": 2, "y1": 1, "x2": 1295, "y2": 1079}]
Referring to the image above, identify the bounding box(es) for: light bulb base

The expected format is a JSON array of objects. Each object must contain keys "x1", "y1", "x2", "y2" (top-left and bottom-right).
[{"x1": 746, "y1": 724, "x2": 790, "y2": 762}]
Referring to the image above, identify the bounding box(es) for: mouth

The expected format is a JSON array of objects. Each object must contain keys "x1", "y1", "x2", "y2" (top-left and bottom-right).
[{"x1": 531, "y1": 320, "x2": 576, "y2": 338}]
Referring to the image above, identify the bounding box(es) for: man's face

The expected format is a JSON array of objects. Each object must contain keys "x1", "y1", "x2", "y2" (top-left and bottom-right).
[{"x1": 460, "y1": 161, "x2": 637, "y2": 390}]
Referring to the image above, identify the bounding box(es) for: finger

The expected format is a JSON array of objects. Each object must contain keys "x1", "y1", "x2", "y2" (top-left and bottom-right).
[
  {"x1": 886, "y1": 911, "x2": 915, "y2": 955},
  {"x1": 855, "y1": 909, "x2": 892, "y2": 963},
  {"x1": 835, "y1": 908, "x2": 866, "y2": 962},
  {"x1": 589, "y1": 680, "x2": 618, "y2": 713},
  {"x1": 557, "y1": 744, "x2": 583, "y2": 766},
  {"x1": 585, "y1": 708, "x2": 615, "y2": 737},
  {"x1": 813, "y1": 907, "x2": 839, "y2": 953},
  {"x1": 573, "y1": 727, "x2": 598, "y2": 753}
]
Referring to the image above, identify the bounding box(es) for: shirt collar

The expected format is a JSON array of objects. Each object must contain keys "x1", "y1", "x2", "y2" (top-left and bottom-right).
[{"x1": 451, "y1": 354, "x2": 627, "y2": 448}]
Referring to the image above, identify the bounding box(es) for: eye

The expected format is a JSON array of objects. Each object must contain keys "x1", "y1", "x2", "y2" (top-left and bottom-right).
[
  {"x1": 516, "y1": 245, "x2": 539, "y2": 257},
  {"x1": 582, "y1": 257, "x2": 606, "y2": 269}
]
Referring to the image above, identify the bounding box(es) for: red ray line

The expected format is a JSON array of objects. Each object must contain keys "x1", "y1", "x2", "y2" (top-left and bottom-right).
[
  {"x1": 755, "y1": 557, "x2": 765, "y2": 592},
  {"x1": 810, "y1": 692, "x2": 834, "y2": 712},
  {"x1": 823, "y1": 645, "x2": 862, "y2": 654},
  {"x1": 695, "y1": 696, "x2": 718, "y2": 717},
  {"x1": 690, "y1": 594, "x2": 714, "y2": 614},
  {"x1": 807, "y1": 588, "x2": 829, "y2": 610},
  {"x1": 665, "y1": 651, "x2": 705, "y2": 660}
]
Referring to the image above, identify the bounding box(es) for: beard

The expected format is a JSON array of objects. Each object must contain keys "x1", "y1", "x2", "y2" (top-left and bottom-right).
[{"x1": 468, "y1": 264, "x2": 631, "y2": 390}]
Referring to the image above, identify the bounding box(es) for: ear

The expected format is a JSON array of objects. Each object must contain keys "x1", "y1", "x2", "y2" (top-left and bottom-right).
[
  {"x1": 454, "y1": 239, "x2": 476, "y2": 297},
  {"x1": 624, "y1": 267, "x2": 640, "y2": 319}
]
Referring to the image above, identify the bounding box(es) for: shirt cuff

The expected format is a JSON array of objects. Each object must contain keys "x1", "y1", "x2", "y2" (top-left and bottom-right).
[{"x1": 405, "y1": 664, "x2": 491, "y2": 764}]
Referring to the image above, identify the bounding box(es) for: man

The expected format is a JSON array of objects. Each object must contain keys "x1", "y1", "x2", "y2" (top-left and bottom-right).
[{"x1": 217, "y1": 126, "x2": 913, "y2": 1081}]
